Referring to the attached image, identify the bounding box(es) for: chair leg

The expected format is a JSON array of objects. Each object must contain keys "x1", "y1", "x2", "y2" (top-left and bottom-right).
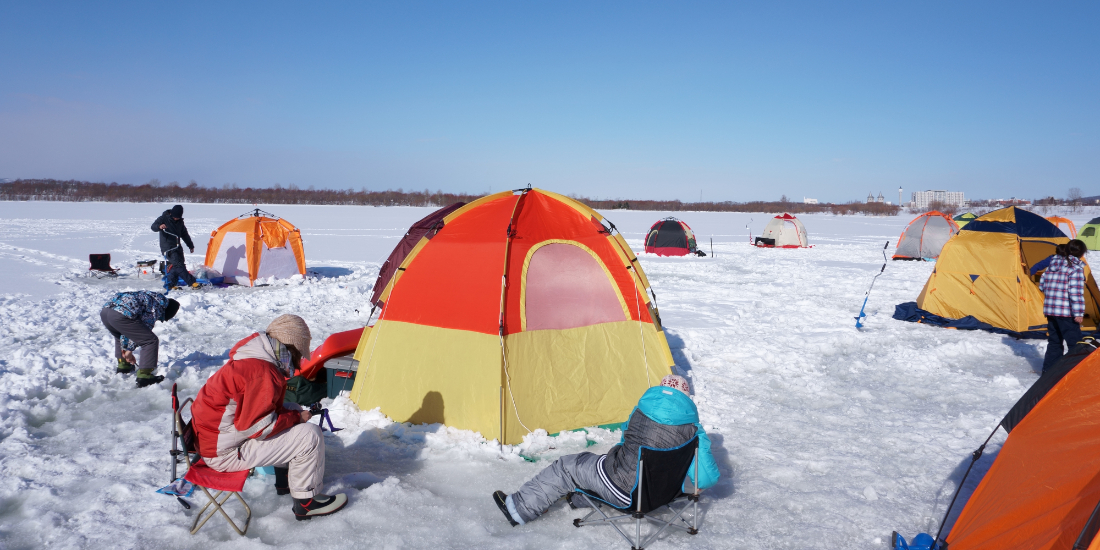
[
  {"x1": 189, "y1": 486, "x2": 250, "y2": 536},
  {"x1": 573, "y1": 493, "x2": 638, "y2": 548}
]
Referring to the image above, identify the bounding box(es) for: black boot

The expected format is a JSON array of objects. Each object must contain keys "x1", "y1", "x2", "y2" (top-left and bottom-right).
[
  {"x1": 493, "y1": 491, "x2": 518, "y2": 526},
  {"x1": 274, "y1": 467, "x2": 290, "y2": 496},
  {"x1": 292, "y1": 494, "x2": 348, "y2": 520},
  {"x1": 135, "y1": 369, "x2": 164, "y2": 388}
]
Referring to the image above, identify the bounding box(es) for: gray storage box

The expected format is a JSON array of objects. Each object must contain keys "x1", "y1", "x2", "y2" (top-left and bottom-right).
[{"x1": 324, "y1": 354, "x2": 359, "y2": 399}]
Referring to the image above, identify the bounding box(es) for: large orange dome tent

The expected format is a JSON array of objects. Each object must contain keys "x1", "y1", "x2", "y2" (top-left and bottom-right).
[
  {"x1": 203, "y1": 208, "x2": 306, "y2": 286},
  {"x1": 1046, "y1": 215, "x2": 1078, "y2": 238},
  {"x1": 893, "y1": 342, "x2": 1100, "y2": 550},
  {"x1": 348, "y1": 188, "x2": 675, "y2": 444}
]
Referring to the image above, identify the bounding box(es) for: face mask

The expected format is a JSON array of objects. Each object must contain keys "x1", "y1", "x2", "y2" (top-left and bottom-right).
[{"x1": 269, "y1": 337, "x2": 295, "y2": 377}]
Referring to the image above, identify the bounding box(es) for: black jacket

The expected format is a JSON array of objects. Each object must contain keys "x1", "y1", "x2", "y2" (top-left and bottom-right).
[{"x1": 152, "y1": 210, "x2": 195, "y2": 253}]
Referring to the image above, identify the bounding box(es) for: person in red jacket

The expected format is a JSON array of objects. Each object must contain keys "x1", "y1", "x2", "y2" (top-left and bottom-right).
[{"x1": 191, "y1": 314, "x2": 348, "y2": 520}]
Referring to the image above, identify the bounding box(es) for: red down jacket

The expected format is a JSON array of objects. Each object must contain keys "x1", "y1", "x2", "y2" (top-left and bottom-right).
[{"x1": 192, "y1": 333, "x2": 301, "y2": 458}]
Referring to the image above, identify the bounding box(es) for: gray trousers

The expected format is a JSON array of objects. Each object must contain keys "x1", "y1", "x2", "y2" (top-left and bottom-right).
[
  {"x1": 100, "y1": 308, "x2": 158, "y2": 371},
  {"x1": 206, "y1": 422, "x2": 325, "y2": 499},
  {"x1": 510, "y1": 452, "x2": 626, "y2": 523}
]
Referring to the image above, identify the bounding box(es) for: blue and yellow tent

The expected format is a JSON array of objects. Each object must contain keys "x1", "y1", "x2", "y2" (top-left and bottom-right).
[{"x1": 905, "y1": 207, "x2": 1100, "y2": 337}]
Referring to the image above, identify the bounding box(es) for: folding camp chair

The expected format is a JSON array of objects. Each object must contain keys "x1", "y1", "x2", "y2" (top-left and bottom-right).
[
  {"x1": 573, "y1": 437, "x2": 702, "y2": 550},
  {"x1": 174, "y1": 397, "x2": 252, "y2": 536},
  {"x1": 88, "y1": 254, "x2": 118, "y2": 277}
]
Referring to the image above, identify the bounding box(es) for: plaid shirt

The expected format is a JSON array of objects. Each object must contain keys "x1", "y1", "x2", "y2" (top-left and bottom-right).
[{"x1": 1040, "y1": 254, "x2": 1086, "y2": 318}]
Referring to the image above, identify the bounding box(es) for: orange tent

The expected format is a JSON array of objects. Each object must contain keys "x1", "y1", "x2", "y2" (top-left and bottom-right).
[
  {"x1": 1047, "y1": 216, "x2": 1078, "y2": 238},
  {"x1": 203, "y1": 209, "x2": 306, "y2": 286},
  {"x1": 349, "y1": 188, "x2": 674, "y2": 444},
  {"x1": 944, "y1": 344, "x2": 1100, "y2": 549}
]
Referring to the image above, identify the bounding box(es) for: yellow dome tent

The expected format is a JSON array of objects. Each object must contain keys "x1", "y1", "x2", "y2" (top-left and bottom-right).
[
  {"x1": 916, "y1": 207, "x2": 1100, "y2": 336},
  {"x1": 349, "y1": 189, "x2": 674, "y2": 444},
  {"x1": 203, "y1": 209, "x2": 306, "y2": 286}
]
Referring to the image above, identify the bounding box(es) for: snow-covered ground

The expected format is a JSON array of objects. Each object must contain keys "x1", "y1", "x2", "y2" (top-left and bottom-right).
[{"x1": 0, "y1": 202, "x2": 1096, "y2": 549}]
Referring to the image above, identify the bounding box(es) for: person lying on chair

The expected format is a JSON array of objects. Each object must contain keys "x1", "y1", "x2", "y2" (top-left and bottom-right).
[
  {"x1": 493, "y1": 374, "x2": 720, "y2": 526},
  {"x1": 191, "y1": 314, "x2": 348, "y2": 520},
  {"x1": 100, "y1": 290, "x2": 180, "y2": 387}
]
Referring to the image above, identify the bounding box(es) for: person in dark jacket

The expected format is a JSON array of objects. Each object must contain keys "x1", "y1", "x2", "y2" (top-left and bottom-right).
[
  {"x1": 152, "y1": 204, "x2": 199, "y2": 290},
  {"x1": 100, "y1": 290, "x2": 180, "y2": 387},
  {"x1": 493, "y1": 375, "x2": 720, "y2": 526}
]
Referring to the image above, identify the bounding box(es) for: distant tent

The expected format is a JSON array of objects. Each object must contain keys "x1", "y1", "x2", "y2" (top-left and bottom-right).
[
  {"x1": 754, "y1": 213, "x2": 810, "y2": 248},
  {"x1": 954, "y1": 212, "x2": 978, "y2": 229},
  {"x1": 898, "y1": 206, "x2": 1100, "y2": 337},
  {"x1": 643, "y1": 217, "x2": 704, "y2": 256},
  {"x1": 349, "y1": 188, "x2": 674, "y2": 444},
  {"x1": 203, "y1": 209, "x2": 305, "y2": 286},
  {"x1": 893, "y1": 211, "x2": 959, "y2": 261},
  {"x1": 1081, "y1": 217, "x2": 1100, "y2": 251},
  {"x1": 942, "y1": 342, "x2": 1100, "y2": 550},
  {"x1": 368, "y1": 202, "x2": 466, "y2": 312},
  {"x1": 1046, "y1": 216, "x2": 1077, "y2": 238}
]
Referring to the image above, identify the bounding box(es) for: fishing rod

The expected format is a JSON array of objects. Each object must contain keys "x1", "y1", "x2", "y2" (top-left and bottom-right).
[{"x1": 855, "y1": 240, "x2": 890, "y2": 329}]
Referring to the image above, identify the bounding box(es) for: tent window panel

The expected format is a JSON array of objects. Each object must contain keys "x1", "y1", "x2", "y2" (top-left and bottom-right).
[
  {"x1": 1084, "y1": 227, "x2": 1096, "y2": 237},
  {"x1": 212, "y1": 231, "x2": 250, "y2": 283},
  {"x1": 651, "y1": 228, "x2": 688, "y2": 248},
  {"x1": 524, "y1": 243, "x2": 627, "y2": 331}
]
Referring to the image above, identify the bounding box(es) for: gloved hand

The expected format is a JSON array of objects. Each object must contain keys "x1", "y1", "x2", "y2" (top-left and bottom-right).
[{"x1": 189, "y1": 247, "x2": 195, "y2": 253}]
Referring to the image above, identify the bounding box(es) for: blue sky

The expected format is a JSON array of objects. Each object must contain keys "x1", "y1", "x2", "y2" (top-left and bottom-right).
[{"x1": 1, "y1": 2, "x2": 1096, "y2": 203}]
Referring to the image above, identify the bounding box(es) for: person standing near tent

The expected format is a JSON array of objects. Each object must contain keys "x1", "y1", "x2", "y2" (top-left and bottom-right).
[
  {"x1": 1040, "y1": 240, "x2": 1088, "y2": 372},
  {"x1": 152, "y1": 204, "x2": 200, "y2": 290},
  {"x1": 492, "y1": 375, "x2": 720, "y2": 526},
  {"x1": 100, "y1": 290, "x2": 180, "y2": 387},
  {"x1": 190, "y1": 314, "x2": 349, "y2": 520}
]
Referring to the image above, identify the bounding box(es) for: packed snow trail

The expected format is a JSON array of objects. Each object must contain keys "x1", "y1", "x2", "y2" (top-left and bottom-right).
[{"x1": 0, "y1": 202, "x2": 1095, "y2": 549}]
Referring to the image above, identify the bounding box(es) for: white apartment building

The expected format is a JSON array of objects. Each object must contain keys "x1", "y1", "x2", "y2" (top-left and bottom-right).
[
  {"x1": 911, "y1": 190, "x2": 966, "y2": 209},
  {"x1": 804, "y1": 197, "x2": 818, "y2": 204}
]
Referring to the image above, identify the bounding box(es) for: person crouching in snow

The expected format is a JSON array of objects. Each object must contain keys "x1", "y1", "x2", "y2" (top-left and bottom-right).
[
  {"x1": 100, "y1": 290, "x2": 180, "y2": 387},
  {"x1": 1040, "y1": 239, "x2": 1089, "y2": 373},
  {"x1": 493, "y1": 374, "x2": 720, "y2": 526},
  {"x1": 191, "y1": 314, "x2": 348, "y2": 520}
]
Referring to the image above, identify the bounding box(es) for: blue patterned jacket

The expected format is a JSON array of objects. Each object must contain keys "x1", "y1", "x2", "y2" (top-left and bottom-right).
[{"x1": 104, "y1": 291, "x2": 170, "y2": 350}]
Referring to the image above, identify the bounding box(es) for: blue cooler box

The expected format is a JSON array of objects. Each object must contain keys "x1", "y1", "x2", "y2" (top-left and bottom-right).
[{"x1": 324, "y1": 354, "x2": 359, "y2": 399}]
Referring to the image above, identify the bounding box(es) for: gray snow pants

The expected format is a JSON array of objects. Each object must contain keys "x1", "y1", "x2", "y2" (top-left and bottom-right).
[
  {"x1": 510, "y1": 452, "x2": 627, "y2": 523},
  {"x1": 206, "y1": 422, "x2": 325, "y2": 499},
  {"x1": 100, "y1": 308, "x2": 159, "y2": 371}
]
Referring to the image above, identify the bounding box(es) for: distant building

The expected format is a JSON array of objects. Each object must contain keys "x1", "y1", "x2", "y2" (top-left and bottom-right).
[
  {"x1": 876, "y1": 192, "x2": 884, "y2": 203},
  {"x1": 911, "y1": 190, "x2": 966, "y2": 209},
  {"x1": 804, "y1": 197, "x2": 818, "y2": 204}
]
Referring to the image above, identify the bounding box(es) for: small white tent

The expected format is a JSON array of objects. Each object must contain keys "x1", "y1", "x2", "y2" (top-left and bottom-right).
[{"x1": 754, "y1": 213, "x2": 810, "y2": 248}]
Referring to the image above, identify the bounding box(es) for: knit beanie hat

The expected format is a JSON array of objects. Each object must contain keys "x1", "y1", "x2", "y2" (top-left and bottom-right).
[
  {"x1": 266, "y1": 314, "x2": 312, "y2": 359},
  {"x1": 170, "y1": 205, "x2": 184, "y2": 217},
  {"x1": 660, "y1": 374, "x2": 690, "y2": 396},
  {"x1": 163, "y1": 299, "x2": 181, "y2": 321}
]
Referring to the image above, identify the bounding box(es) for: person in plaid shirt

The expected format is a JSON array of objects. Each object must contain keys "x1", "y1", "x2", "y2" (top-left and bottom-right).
[{"x1": 1039, "y1": 240, "x2": 1088, "y2": 372}]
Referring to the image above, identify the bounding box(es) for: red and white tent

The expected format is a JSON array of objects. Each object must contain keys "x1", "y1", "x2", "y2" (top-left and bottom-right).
[{"x1": 754, "y1": 213, "x2": 810, "y2": 248}]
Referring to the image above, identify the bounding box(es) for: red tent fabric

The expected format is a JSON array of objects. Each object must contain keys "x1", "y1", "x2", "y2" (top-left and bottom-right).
[{"x1": 369, "y1": 202, "x2": 465, "y2": 309}]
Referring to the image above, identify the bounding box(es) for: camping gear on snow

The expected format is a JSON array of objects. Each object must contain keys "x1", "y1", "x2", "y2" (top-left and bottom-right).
[
  {"x1": 284, "y1": 326, "x2": 365, "y2": 404},
  {"x1": 856, "y1": 241, "x2": 890, "y2": 329},
  {"x1": 572, "y1": 437, "x2": 702, "y2": 548},
  {"x1": 753, "y1": 213, "x2": 810, "y2": 248},
  {"x1": 1046, "y1": 215, "x2": 1077, "y2": 238},
  {"x1": 895, "y1": 206, "x2": 1100, "y2": 338},
  {"x1": 136, "y1": 260, "x2": 158, "y2": 279},
  {"x1": 203, "y1": 209, "x2": 305, "y2": 286},
  {"x1": 369, "y1": 203, "x2": 466, "y2": 314},
  {"x1": 953, "y1": 212, "x2": 977, "y2": 229},
  {"x1": 643, "y1": 217, "x2": 705, "y2": 256},
  {"x1": 349, "y1": 187, "x2": 675, "y2": 444},
  {"x1": 88, "y1": 254, "x2": 118, "y2": 277},
  {"x1": 1082, "y1": 217, "x2": 1100, "y2": 251},
  {"x1": 173, "y1": 395, "x2": 252, "y2": 535},
  {"x1": 891, "y1": 339, "x2": 1100, "y2": 550},
  {"x1": 892, "y1": 211, "x2": 959, "y2": 261}
]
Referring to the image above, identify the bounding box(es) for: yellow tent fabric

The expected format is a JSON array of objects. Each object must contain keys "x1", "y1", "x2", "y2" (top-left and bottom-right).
[
  {"x1": 349, "y1": 189, "x2": 674, "y2": 444},
  {"x1": 916, "y1": 207, "x2": 1100, "y2": 335}
]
